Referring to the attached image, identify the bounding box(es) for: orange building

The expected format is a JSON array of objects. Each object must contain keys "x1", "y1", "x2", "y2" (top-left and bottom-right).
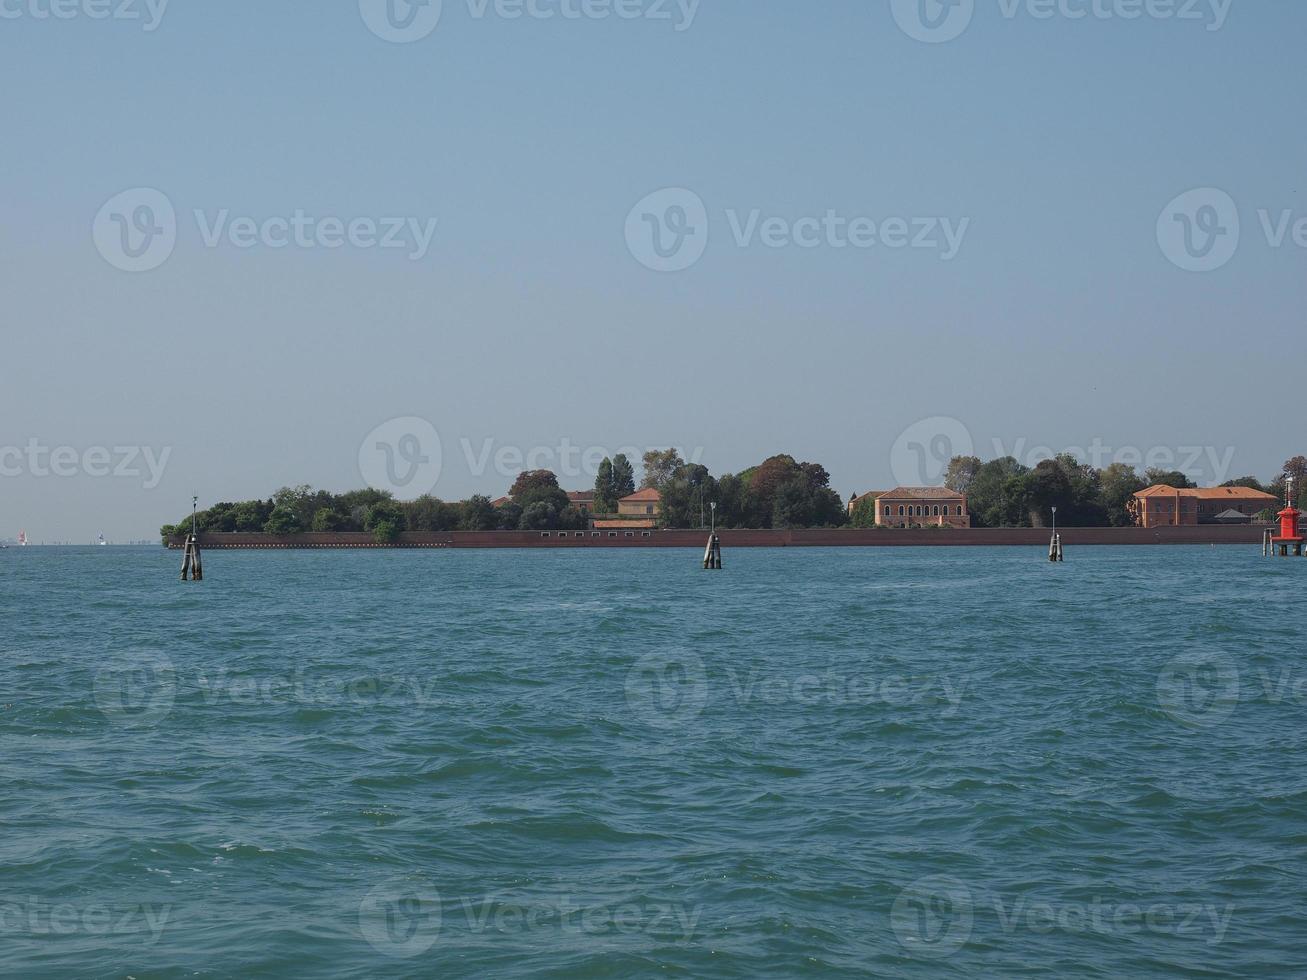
[
  {"x1": 618, "y1": 488, "x2": 661, "y2": 518},
  {"x1": 1130, "y1": 485, "x2": 1278, "y2": 528}
]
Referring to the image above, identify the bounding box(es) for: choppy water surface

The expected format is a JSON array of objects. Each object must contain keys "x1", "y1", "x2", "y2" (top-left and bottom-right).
[{"x1": 1, "y1": 545, "x2": 1304, "y2": 978}]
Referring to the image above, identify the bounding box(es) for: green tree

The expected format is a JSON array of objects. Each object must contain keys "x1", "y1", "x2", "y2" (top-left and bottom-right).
[
  {"x1": 371, "y1": 520, "x2": 401, "y2": 544},
  {"x1": 1100, "y1": 463, "x2": 1145, "y2": 527},
  {"x1": 459, "y1": 495, "x2": 498, "y2": 531},
  {"x1": 311, "y1": 508, "x2": 346, "y2": 532},
  {"x1": 1144, "y1": 468, "x2": 1196, "y2": 489},
  {"x1": 593, "y1": 458, "x2": 616, "y2": 514},
  {"x1": 263, "y1": 506, "x2": 302, "y2": 535},
  {"x1": 966, "y1": 457, "x2": 1030, "y2": 528},
  {"x1": 641, "y1": 448, "x2": 684, "y2": 491},
  {"x1": 944, "y1": 456, "x2": 982, "y2": 494},
  {"x1": 495, "y1": 501, "x2": 523, "y2": 530},
  {"x1": 364, "y1": 501, "x2": 406, "y2": 536},
  {"x1": 518, "y1": 501, "x2": 558, "y2": 530},
  {"x1": 403, "y1": 495, "x2": 459, "y2": 531},
  {"x1": 714, "y1": 473, "x2": 747, "y2": 528},
  {"x1": 509, "y1": 470, "x2": 570, "y2": 514},
  {"x1": 849, "y1": 494, "x2": 880, "y2": 528},
  {"x1": 610, "y1": 454, "x2": 636, "y2": 500},
  {"x1": 658, "y1": 464, "x2": 716, "y2": 528}
]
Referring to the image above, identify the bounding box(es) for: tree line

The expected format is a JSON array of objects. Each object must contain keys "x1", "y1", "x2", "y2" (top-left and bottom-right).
[
  {"x1": 161, "y1": 449, "x2": 850, "y2": 543},
  {"x1": 163, "y1": 450, "x2": 1307, "y2": 541},
  {"x1": 848, "y1": 453, "x2": 1305, "y2": 529}
]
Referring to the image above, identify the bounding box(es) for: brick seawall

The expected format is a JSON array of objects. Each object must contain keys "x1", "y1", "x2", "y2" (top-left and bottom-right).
[{"x1": 167, "y1": 526, "x2": 1268, "y2": 550}]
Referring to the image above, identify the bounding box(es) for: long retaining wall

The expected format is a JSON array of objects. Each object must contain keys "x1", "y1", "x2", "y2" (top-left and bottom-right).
[{"x1": 169, "y1": 526, "x2": 1269, "y2": 550}]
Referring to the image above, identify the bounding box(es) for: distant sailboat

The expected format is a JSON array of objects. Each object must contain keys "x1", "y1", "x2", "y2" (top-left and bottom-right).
[
  {"x1": 17, "y1": 530, "x2": 28, "y2": 547},
  {"x1": 98, "y1": 534, "x2": 107, "y2": 546}
]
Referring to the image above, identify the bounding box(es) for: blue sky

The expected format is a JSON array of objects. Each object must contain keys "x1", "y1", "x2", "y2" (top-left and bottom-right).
[{"x1": 1, "y1": 0, "x2": 1302, "y2": 540}]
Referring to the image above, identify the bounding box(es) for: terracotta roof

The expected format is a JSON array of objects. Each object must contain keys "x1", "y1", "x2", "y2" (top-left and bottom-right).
[
  {"x1": 490, "y1": 496, "x2": 511, "y2": 508},
  {"x1": 567, "y1": 491, "x2": 595, "y2": 502},
  {"x1": 879, "y1": 486, "x2": 966, "y2": 500},
  {"x1": 1135, "y1": 485, "x2": 1277, "y2": 501},
  {"x1": 593, "y1": 519, "x2": 656, "y2": 529},
  {"x1": 619, "y1": 488, "x2": 662, "y2": 503},
  {"x1": 849, "y1": 491, "x2": 887, "y2": 506}
]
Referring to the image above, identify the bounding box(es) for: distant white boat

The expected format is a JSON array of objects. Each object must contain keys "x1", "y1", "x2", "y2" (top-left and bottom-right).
[
  {"x1": 17, "y1": 530, "x2": 27, "y2": 547},
  {"x1": 98, "y1": 534, "x2": 107, "y2": 546}
]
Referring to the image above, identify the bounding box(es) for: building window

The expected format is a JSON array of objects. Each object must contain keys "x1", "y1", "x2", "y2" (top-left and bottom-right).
[
  {"x1": 625, "y1": 531, "x2": 634, "y2": 537},
  {"x1": 898, "y1": 505, "x2": 905, "y2": 516},
  {"x1": 957, "y1": 506, "x2": 963, "y2": 516},
  {"x1": 932, "y1": 506, "x2": 940, "y2": 516},
  {"x1": 609, "y1": 532, "x2": 617, "y2": 538},
  {"x1": 592, "y1": 531, "x2": 600, "y2": 537},
  {"x1": 884, "y1": 506, "x2": 891, "y2": 516},
  {"x1": 646, "y1": 506, "x2": 654, "y2": 515},
  {"x1": 641, "y1": 531, "x2": 651, "y2": 537},
  {"x1": 541, "y1": 532, "x2": 550, "y2": 538}
]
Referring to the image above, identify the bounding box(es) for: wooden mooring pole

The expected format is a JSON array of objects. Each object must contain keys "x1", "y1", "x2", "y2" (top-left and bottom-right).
[
  {"x1": 703, "y1": 502, "x2": 722, "y2": 570},
  {"x1": 1047, "y1": 507, "x2": 1064, "y2": 562},
  {"x1": 181, "y1": 495, "x2": 203, "y2": 582}
]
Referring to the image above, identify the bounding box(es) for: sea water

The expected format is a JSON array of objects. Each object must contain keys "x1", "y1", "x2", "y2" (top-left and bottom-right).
[{"x1": 1, "y1": 545, "x2": 1303, "y2": 977}]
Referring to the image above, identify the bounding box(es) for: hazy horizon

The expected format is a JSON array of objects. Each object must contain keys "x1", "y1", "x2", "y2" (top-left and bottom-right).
[{"x1": 4, "y1": 0, "x2": 1303, "y2": 540}]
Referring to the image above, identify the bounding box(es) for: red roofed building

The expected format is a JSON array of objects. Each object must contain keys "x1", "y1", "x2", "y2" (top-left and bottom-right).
[
  {"x1": 567, "y1": 490, "x2": 596, "y2": 515},
  {"x1": 875, "y1": 487, "x2": 971, "y2": 528},
  {"x1": 617, "y1": 488, "x2": 661, "y2": 518},
  {"x1": 1130, "y1": 485, "x2": 1278, "y2": 528}
]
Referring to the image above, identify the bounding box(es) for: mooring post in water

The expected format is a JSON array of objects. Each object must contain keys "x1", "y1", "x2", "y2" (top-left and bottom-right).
[
  {"x1": 181, "y1": 495, "x2": 203, "y2": 582},
  {"x1": 703, "y1": 501, "x2": 722, "y2": 570},
  {"x1": 1048, "y1": 507, "x2": 1063, "y2": 562}
]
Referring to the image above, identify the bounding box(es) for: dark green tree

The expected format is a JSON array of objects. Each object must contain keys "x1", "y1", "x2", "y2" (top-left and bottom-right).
[
  {"x1": 459, "y1": 495, "x2": 498, "y2": 531},
  {"x1": 610, "y1": 454, "x2": 636, "y2": 500},
  {"x1": 593, "y1": 458, "x2": 616, "y2": 514}
]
